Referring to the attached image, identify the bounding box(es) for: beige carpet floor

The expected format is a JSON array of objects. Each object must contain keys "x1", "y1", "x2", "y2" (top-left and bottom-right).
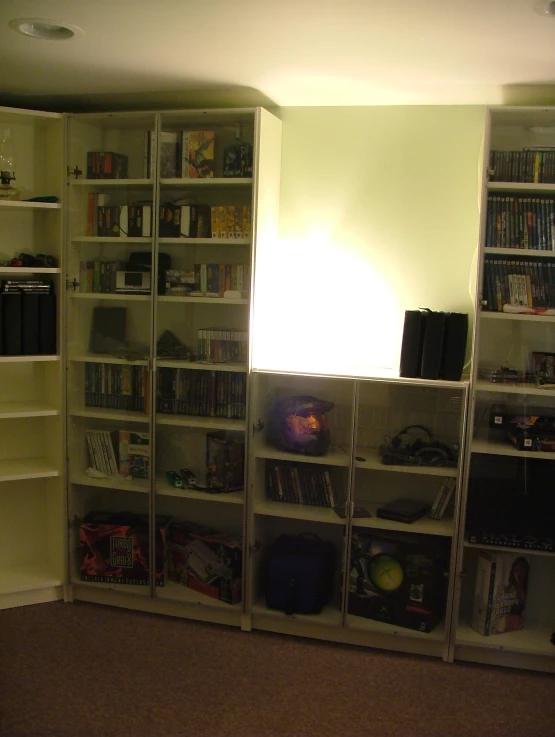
[{"x1": 0, "y1": 600, "x2": 553, "y2": 737}]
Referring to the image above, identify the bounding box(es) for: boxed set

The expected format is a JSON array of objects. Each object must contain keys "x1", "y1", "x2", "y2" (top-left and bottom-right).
[
  {"x1": 79, "y1": 511, "x2": 170, "y2": 586},
  {"x1": 347, "y1": 529, "x2": 450, "y2": 632},
  {"x1": 206, "y1": 430, "x2": 245, "y2": 492},
  {"x1": 472, "y1": 551, "x2": 530, "y2": 636},
  {"x1": 168, "y1": 521, "x2": 243, "y2": 604}
]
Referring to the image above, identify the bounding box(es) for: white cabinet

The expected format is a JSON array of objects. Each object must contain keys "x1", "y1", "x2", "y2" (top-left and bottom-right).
[
  {"x1": 0, "y1": 107, "x2": 65, "y2": 609},
  {"x1": 452, "y1": 106, "x2": 555, "y2": 673}
]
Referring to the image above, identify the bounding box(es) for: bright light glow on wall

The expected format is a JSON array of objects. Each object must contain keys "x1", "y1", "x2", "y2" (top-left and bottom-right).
[{"x1": 252, "y1": 225, "x2": 404, "y2": 377}]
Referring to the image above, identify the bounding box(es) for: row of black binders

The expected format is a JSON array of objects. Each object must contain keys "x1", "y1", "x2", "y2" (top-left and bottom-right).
[
  {"x1": 1, "y1": 280, "x2": 56, "y2": 356},
  {"x1": 399, "y1": 309, "x2": 468, "y2": 381}
]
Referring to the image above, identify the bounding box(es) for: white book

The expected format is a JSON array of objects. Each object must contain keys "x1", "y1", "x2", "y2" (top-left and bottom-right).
[
  {"x1": 119, "y1": 205, "x2": 128, "y2": 238},
  {"x1": 142, "y1": 205, "x2": 152, "y2": 237},
  {"x1": 180, "y1": 205, "x2": 191, "y2": 237}
]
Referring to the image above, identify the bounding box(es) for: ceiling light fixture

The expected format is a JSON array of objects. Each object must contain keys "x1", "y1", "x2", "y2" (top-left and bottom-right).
[
  {"x1": 8, "y1": 18, "x2": 83, "y2": 40},
  {"x1": 534, "y1": 0, "x2": 555, "y2": 15}
]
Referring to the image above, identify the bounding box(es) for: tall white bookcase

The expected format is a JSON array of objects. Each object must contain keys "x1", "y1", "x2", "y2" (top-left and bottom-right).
[
  {"x1": 451, "y1": 106, "x2": 555, "y2": 673},
  {"x1": 0, "y1": 107, "x2": 65, "y2": 609}
]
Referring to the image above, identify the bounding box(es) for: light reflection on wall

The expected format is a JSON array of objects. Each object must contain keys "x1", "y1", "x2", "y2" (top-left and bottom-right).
[{"x1": 252, "y1": 226, "x2": 403, "y2": 378}]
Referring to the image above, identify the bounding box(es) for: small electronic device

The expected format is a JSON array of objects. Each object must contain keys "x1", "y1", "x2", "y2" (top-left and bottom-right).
[
  {"x1": 166, "y1": 471, "x2": 184, "y2": 489},
  {"x1": 179, "y1": 468, "x2": 196, "y2": 487},
  {"x1": 116, "y1": 270, "x2": 151, "y2": 293}
]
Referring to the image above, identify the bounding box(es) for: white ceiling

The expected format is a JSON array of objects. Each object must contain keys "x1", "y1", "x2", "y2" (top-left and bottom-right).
[{"x1": 1, "y1": 0, "x2": 555, "y2": 111}]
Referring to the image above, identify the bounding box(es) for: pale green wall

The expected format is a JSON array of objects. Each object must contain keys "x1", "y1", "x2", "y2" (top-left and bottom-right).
[{"x1": 253, "y1": 106, "x2": 487, "y2": 377}]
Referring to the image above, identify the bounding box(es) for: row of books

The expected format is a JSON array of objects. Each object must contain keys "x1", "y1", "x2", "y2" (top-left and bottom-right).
[
  {"x1": 197, "y1": 328, "x2": 248, "y2": 363},
  {"x1": 79, "y1": 260, "x2": 126, "y2": 293},
  {"x1": 193, "y1": 263, "x2": 250, "y2": 298},
  {"x1": 85, "y1": 429, "x2": 150, "y2": 479},
  {"x1": 159, "y1": 203, "x2": 251, "y2": 239},
  {"x1": 86, "y1": 198, "x2": 252, "y2": 240},
  {"x1": 146, "y1": 130, "x2": 253, "y2": 180},
  {"x1": 489, "y1": 148, "x2": 555, "y2": 184},
  {"x1": 478, "y1": 366, "x2": 536, "y2": 384},
  {"x1": 266, "y1": 461, "x2": 337, "y2": 507},
  {"x1": 86, "y1": 151, "x2": 128, "y2": 179},
  {"x1": 84, "y1": 362, "x2": 149, "y2": 412},
  {"x1": 482, "y1": 256, "x2": 555, "y2": 310},
  {"x1": 485, "y1": 195, "x2": 555, "y2": 250},
  {"x1": 157, "y1": 368, "x2": 246, "y2": 419}
]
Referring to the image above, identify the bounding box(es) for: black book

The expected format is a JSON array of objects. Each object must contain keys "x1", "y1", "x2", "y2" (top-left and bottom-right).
[
  {"x1": 399, "y1": 310, "x2": 427, "y2": 378},
  {"x1": 38, "y1": 292, "x2": 57, "y2": 355},
  {"x1": 21, "y1": 292, "x2": 40, "y2": 355},
  {"x1": 2, "y1": 292, "x2": 22, "y2": 355},
  {"x1": 420, "y1": 311, "x2": 446, "y2": 380}
]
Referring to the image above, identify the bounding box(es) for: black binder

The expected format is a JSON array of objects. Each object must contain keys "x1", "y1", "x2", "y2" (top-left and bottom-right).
[
  {"x1": 440, "y1": 312, "x2": 468, "y2": 381},
  {"x1": 3, "y1": 292, "x2": 22, "y2": 356},
  {"x1": 399, "y1": 310, "x2": 428, "y2": 378},
  {"x1": 22, "y1": 292, "x2": 40, "y2": 355},
  {"x1": 420, "y1": 311, "x2": 446, "y2": 380},
  {"x1": 38, "y1": 292, "x2": 57, "y2": 355}
]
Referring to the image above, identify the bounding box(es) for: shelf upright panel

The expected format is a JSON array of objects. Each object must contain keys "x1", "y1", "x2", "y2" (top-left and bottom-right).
[
  {"x1": 346, "y1": 376, "x2": 468, "y2": 662},
  {"x1": 247, "y1": 369, "x2": 356, "y2": 639},
  {"x1": 453, "y1": 106, "x2": 555, "y2": 673},
  {"x1": 0, "y1": 106, "x2": 66, "y2": 609},
  {"x1": 64, "y1": 111, "x2": 158, "y2": 604},
  {"x1": 150, "y1": 108, "x2": 282, "y2": 628}
]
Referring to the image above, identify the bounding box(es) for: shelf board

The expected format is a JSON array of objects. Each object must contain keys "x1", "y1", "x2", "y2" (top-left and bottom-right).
[
  {"x1": 0, "y1": 199, "x2": 61, "y2": 210},
  {"x1": 254, "y1": 499, "x2": 346, "y2": 524},
  {"x1": 474, "y1": 379, "x2": 553, "y2": 397},
  {"x1": 70, "y1": 292, "x2": 150, "y2": 301},
  {"x1": 464, "y1": 541, "x2": 555, "y2": 557},
  {"x1": 251, "y1": 600, "x2": 343, "y2": 628},
  {"x1": 0, "y1": 355, "x2": 59, "y2": 363},
  {"x1": 351, "y1": 504, "x2": 454, "y2": 537},
  {"x1": 484, "y1": 247, "x2": 555, "y2": 259},
  {"x1": 71, "y1": 236, "x2": 152, "y2": 244},
  {"x1": 70, "y1": 178, "x2": 153, "y2": 187},
  {"x1": 455, "y1": 621, "x2": 555, "y2": 658},
  {"x1": 156, "y1": 581, "x2": 243, "y2": 611},
  {"x1": 480, "y1": 310, "x2": 555, "y2": 324},
  {"x1": 156, "y1": 474, "x2": 244, "y2": 503},
  {"x1": 0, "y1": 401, "x2": 59, "y2": 418},
  {"x1": 156, "y1": 359, "x2": 246, "y2": 373},
  {"x1": 160, "y1": 177, "x2": 252, "y2": 187},
  {"x1": 158, "y1": 237, "x2": 250, "y2": 245},
  {"x1": 0, "y1": 564, "x2": 62, "y2": 597},
  {"x1": 487, "y1": 181, "x2": 555, "y2": 194},
  {"x1": 472, "y1": 434, "x2": 555, "y2": 460},
  {"x1": 0, "y1": 458, "x2": 59, "y2": 482},
  {"x1": 0, "y1": 266, "x2": 61, "y2": 274},
  {"x1": 254, "y1": 442, "x2": 352, "y2": 468},
  {"x1": 156, "y1": 414, "x2": 246, "y2": 432},
  {"x1": 69, "y1": 353, "x2": 149, "y2": 366},
  {"x1": 69, "y1": 407, "x2": 150, "y2": 423},
  {"x1": 158, "y1": 295, "x2": 248, "y2": 305},
  {"x1": 354, "y1": 446, "x2": 458, "y2": 477},
  {"x1": 70, "y1": 472, "x2": 150, "y2": 494},
  {"x1": 346, "y1": 614, "x2": 446, "y2": 643},
  {"x1": 70, "y1": 578, "x2": 150, "y2": 596}
]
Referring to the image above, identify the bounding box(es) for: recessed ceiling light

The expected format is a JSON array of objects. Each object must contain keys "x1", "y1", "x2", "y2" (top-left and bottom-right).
[
  {"x1": 534, "y1": 0, "x2": 555, "y2": 15},
  {"x1": 8, "y1": 18, "x2": 83, "y2": 40}
]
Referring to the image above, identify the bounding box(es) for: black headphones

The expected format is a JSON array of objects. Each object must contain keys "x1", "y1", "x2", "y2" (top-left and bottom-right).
[{"x1": 380, "y1": 425, "x2": 457, "y2": 467}]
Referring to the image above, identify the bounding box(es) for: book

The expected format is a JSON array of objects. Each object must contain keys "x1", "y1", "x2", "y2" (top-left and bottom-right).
[
  {"x1": 376, "y1": 498, "x2": 429, "y2": 524},
  {"x1": 183, "y1": 130, "x2": 214, "y2": 178},
  {"x1": 471, "y1": 552, "x2": 530, "y2": 636}
]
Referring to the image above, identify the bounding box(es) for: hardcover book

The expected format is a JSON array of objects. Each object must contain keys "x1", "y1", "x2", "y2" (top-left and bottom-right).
[{"x1": 183, "y1": 130, "x2": 215, "y2": 178}]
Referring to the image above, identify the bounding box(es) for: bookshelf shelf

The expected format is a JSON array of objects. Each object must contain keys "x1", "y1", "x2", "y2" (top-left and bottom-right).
[
  {"x1": 69, "y1": 178, "x2": 152, "y2": 187},
  {"x1": 157, "y1": 296, "x2": 249, "y2": 305},
  {"x1": 71, "y1": 237, "x2": 152, "y2": 244},
  {"x1": 70, "y1": 472, "x2": 150, "y2": 494},
  {"x1": 69, "y1": 407, "x2": 150, "y2": 423},
  {"x1": 471, "y1": 435, "x2": 555, "y2": 460},
  {"x1": 486, "y1": 181, "x2": 555, "y2": 194},
  {"x1": 156, "y1": 475, "x2": 244, "y2": 504},
  {"x1": 0, "y1": 459, "x2": 59, "y2": 482},
  {"x1": 254, "y1": 442, "x2": 351, "y2": 467},
  {"x1": 464, "y1": 541, "x2": 555, "y2": 558},
  {"x1": 156, "y1": 359, "x2": 246, "y2": 373},
  {"x1": 346, "y1": 614, "x2": 446, "y2": 643},
  {"x1": 0, "y1": 401, "x2": 59, "y2": 418},
  {"x1": 70, "y1": 353, "x2": 149, "y2": 366},
  {"x1": 0, "y1": 564, "x2": 63, "y2": 602},
  {"x1": 251, "y1": 601, "x2": 343, "y2": 629},
  {"x1": 474, "y1": 379, "x2": 553, "y2": 397},
  {"x1": 156, "y1": 415, "x2": 246, "y2": 432},
  {"x1": 160, "y1": 177, "x2": 253, "y2": 187},
  {"x1": 351, "y1": 506, "x2": 454, "y2": 537},
  {"x1": 0, "y1": 200, "x2": 61, "y2": 210},
  {"x1": 0, "y1": 267, "x2": 61, "y2": 274},
  {"x1": 253, "y1": 499, "x2": 346, "y2": 524},
  {"x1": 0, "y1": 355, "x2": 60, "y2": 363},
  {"x1": 480, "y1": 311, "x2": 555, "y2": 324},
  {"x1": 70, "y1": 293, "x2": 151, "y2": 302},
  {"x1": 484, "y1": 247, "x2": 555, "y2": 259},
  {"x1": 158, "y1": 237, "x2": 250, "y2": 246},
  {"x1": 455, "y1": 622, "x2": 555, "y2": 658},
  {"x1": 354, "y1": 446, "x2": 458, "y2": 477}
]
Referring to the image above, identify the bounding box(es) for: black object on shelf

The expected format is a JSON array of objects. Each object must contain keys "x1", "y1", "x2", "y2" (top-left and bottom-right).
[
  {"x1": 376, "y1": 498, "x2": 429, "y2": 524},
  {"x1": 2, "y1": 292, "x2": 22, "y2": 355},
  {"x1": 440, "y1": 312, "x2": 468, "y2": 381},
  {"x1": 399, "y1": 309, "x2": 428, "y2": 378},
  {"x1": 89, "y1": 306, "x2": 126, "y2": 354},
  {"x1": 420, "y1": 310, "x2": 446, "y2": 380},
  {"x1": 400, "y1": 308, "x2": 468, "y2": 381}
]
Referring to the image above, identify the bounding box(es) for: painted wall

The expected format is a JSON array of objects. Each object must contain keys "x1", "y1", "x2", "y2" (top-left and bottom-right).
[{"x1": 253, "y1": 106, "x2": 486, "y2": 378}]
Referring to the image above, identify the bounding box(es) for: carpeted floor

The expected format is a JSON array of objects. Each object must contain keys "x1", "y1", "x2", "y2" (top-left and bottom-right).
[{"x1": 0, "y1": 601, "x2": 553, "y2": 737}]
